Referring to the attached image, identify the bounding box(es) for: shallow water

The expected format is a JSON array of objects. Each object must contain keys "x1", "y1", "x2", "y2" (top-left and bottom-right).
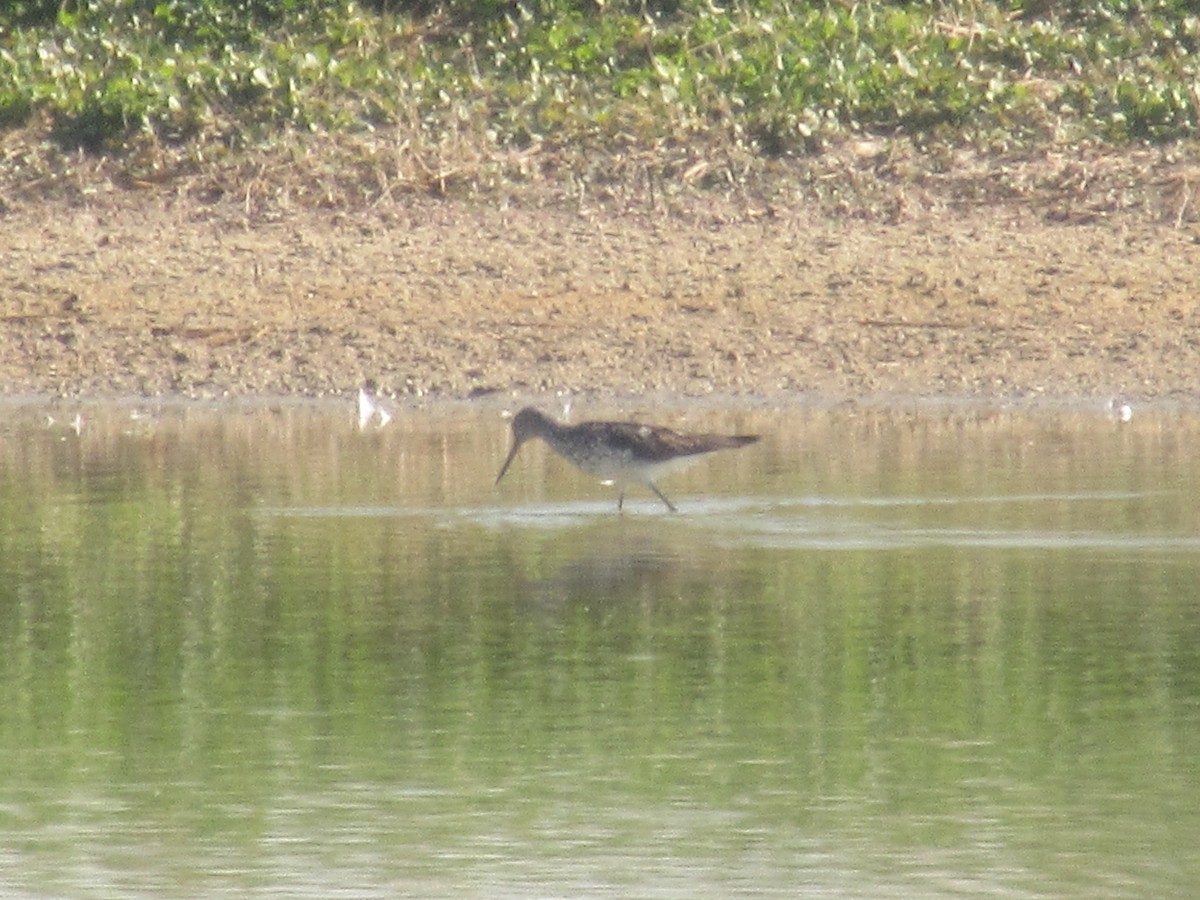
[{"x1": 1, "y1": 399, "x2": 1198, "y2": 898}]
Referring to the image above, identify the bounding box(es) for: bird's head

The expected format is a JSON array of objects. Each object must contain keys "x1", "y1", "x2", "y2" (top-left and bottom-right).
[{"x1": 495, "y1": 407, "x2": 555, "y2": 484}]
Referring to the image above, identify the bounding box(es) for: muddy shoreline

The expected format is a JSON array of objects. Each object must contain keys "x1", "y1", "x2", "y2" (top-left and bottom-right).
[{"x1": 3, "y1": 185, "x2": 1199, "y2": 406}]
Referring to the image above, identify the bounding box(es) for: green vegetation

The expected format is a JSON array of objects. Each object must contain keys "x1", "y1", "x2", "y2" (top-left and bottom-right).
[{"x1": 0, "y1": 0, "x2": 1196, "y2": 200}]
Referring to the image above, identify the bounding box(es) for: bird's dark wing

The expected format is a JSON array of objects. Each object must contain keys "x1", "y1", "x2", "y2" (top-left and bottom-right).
[{"x1": 586, "y1": 421, "x2": 758, "y2": 463}]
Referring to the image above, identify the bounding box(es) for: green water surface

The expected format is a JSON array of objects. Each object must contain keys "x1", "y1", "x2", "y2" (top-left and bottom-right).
[{"x1": 1, "y1": 401, "x2": 1198, "y2": 898}]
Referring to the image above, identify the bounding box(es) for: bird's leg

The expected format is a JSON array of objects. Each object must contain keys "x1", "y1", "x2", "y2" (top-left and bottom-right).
[
  {"x1": 650, "y1": 483, "x2": 678, "y2": 513},
  {"x1": 618, "y1": 489, "x2": 625, "y2": 512}
]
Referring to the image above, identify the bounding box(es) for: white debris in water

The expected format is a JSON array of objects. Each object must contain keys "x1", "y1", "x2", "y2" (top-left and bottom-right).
[
  {"x1": 1107, "y1": 397, "x2": 1133, "y2": 423},
  {"x1": 46, "y1": 413, "x2": 83, "y2": 435},
  {"x1": 357, "y1": 381, "x2": 392, "y2": 430}
]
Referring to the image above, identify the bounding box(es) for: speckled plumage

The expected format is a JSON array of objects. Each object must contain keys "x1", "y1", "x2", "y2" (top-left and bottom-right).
[{"x1": 495, "y1": 407, "x2": 759, "y2": 512}]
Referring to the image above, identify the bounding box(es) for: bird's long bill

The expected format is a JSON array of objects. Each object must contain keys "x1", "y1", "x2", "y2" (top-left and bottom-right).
[{"x1": 495, "y1": 440, "x2": 523, "y2": 485}]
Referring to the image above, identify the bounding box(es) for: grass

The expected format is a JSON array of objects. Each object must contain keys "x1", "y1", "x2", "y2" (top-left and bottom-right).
[{"x1": 1, "y1": 0, "x2": 1197, "y2": 209}]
